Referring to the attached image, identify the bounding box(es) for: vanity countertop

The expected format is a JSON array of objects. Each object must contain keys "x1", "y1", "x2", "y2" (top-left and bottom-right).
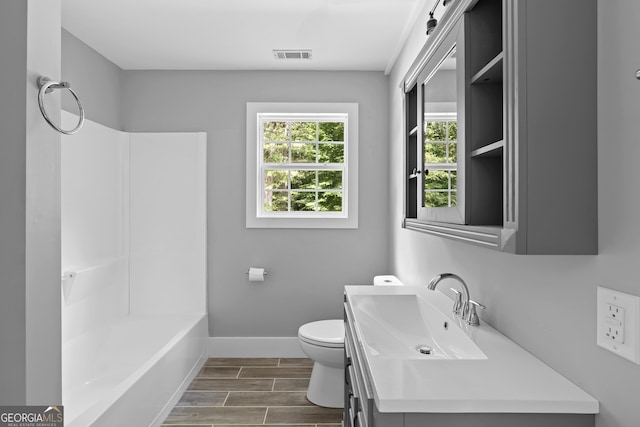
[{"x1": 344, "y1": 285, "x2": 599, "y2": 414}]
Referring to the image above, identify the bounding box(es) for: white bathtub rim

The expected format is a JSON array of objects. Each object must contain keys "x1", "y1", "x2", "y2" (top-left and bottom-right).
[
  {"x1": 63, "y1": 313, "x2": 204, "y2": 403},
  {"x1": 93, "y1": 315, "x2": 208, "y2": 427},
  {"x1": 64, "y1": 313, "x2": 206, "y2": 427}
]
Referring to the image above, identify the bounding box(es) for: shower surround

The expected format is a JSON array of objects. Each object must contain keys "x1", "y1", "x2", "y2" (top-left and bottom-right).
[{"x1": 60, "y1": 112, "x2": 207, "y2": 426}]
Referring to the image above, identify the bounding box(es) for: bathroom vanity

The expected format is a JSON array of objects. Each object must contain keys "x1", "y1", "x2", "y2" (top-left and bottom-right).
[{"x1": 343, "y1": 286, "x2": 598, "y2": 427}]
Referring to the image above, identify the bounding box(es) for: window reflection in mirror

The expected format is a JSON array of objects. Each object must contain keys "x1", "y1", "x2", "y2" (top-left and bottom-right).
[{"x1": 422, "y1": 47, "x2": 457, "y2": 209}]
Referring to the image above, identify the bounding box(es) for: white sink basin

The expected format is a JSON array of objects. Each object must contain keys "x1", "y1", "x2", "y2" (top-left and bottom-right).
[
  {"x1": 349, "y1": 294, "x2": 487, "y2": 360},
  {"x1": 344, "y1": 286, "x2": 598, "y2": 414}
]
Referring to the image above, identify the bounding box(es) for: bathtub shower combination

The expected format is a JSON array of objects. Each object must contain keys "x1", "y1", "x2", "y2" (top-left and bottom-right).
[{"x1": 60, "y1": 112, "x2": 208, "y2": 426}]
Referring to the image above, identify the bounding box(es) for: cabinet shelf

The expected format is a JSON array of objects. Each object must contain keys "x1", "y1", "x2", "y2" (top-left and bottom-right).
[
  {"x1": 470, "y1": 51, "x2": 503, "y2": 85},
  {"x1": 471, "y1": 140, "x2": 504, "y2": 158}
]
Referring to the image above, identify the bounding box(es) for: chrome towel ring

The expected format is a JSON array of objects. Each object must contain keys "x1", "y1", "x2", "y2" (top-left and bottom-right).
[{"x1": 37, "y1": 76, "x2": 84, "y2": 135}]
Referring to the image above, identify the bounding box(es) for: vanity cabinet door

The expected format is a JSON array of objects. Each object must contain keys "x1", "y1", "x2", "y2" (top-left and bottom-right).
[
  {"x1": 344, "y1": 341, "x2": 358, "y2": 427},
  {"x1": 344, "y1": 307, "x2": 373, "y2": 427},
  {"x1": 344, "y1": 304, "x2": 405, "y2": 427}
]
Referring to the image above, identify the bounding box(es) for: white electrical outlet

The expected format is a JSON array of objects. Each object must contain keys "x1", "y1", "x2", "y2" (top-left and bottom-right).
[
  {"x1": 597, "y1": 286, "x2": 640, "y2": 364},
  {"x1": 604, "y1": 303, "x2": 625, "y2": 343}
]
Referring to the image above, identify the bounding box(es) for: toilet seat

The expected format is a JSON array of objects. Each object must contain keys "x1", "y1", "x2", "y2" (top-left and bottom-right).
[{"x1": 298, "y1": 319, "x2": 344, "y2": 348}]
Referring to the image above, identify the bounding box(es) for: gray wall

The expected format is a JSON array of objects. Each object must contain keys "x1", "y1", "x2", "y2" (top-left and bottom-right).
[
  {"x1": 59, "y1": 36, "x2": 392, "y2": 337},
  {"x1": 61, "y1": 29, "x2": 123, "y2": 130},
  {"x1": 0, "y1": 0, "x2": 62, "y2": 405},
  {"x1": 0, "y1": 0, "x2": 29, "y2": 404},
  {"x1": 388, "y1": 1, "x2": 640, "y2": 426},
  {"x1": 120, "y1": 70, "x2": 390, "y2": 336}
]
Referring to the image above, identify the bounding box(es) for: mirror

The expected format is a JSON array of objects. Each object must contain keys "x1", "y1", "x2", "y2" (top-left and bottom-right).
[
  {"x1": 415, "y1": 18, "x2": 465, "y2": 224},
  {"x1": 422, "y1": 47, "x2": 458, "y2": 209}
]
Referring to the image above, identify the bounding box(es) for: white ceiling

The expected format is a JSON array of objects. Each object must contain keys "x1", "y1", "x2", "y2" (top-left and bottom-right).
[{"x1": 61, "y1": 0, "x2": 432, "y2": 73}]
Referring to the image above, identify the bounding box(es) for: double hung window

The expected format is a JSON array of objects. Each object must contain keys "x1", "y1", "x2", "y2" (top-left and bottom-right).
[
  {"x1": 246, "y1": 103, "x2": 358, "y2": 229},
  {"x1": 260, "y1": 116, "x2": 346, "y2": 215}
]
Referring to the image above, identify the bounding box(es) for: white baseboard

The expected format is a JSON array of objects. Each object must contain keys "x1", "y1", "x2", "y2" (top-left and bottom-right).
[{"x1": 208, "y1": 337, "x2": 306, "y2": 358}]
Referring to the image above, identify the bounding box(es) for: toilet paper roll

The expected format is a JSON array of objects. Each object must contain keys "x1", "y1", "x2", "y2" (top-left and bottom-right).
[{"x1": 248, "y1": 267, "x2": 265, "y2": 282}]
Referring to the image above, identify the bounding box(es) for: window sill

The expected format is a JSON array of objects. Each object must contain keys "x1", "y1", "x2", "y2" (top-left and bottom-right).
[{"x1": 247, "y1": 216, "x2": 357, "y2": 229}]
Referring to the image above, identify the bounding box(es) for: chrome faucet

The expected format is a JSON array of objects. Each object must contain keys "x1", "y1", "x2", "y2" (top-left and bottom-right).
[{"x1": 427, "y1": 273, "x2": 483, "y2": 326}]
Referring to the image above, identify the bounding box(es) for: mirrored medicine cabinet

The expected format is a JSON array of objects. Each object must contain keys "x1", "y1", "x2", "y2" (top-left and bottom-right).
[{"x1": 402, "y1": 0, "x2": 598, "y2": 255}]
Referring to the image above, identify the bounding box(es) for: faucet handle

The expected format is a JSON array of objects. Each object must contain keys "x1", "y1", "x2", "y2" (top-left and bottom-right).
[
  {"x1": 450, "y1": 288, "x2": 462, "y2": 315},
  {"x1": 469, "y1": 300, "x2": 485, "y2": 309},
  {"x1": 467, "y1": 300, "x2": 485, "y2": 326}
]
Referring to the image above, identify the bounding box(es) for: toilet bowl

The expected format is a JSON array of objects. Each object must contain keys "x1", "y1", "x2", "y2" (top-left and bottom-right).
[
  {"x1": 298, "y1": 319, "x2": 345, "y2": 408},
  {"x1": 297, "y1": 275, "x2": 404, "y2": 408}
]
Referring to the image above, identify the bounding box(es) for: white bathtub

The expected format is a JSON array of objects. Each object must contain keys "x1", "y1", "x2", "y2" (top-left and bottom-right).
[
  {"x1": 62, "y1": 313, "x2": 207, "y2": 427},
  {"x1": 61, "y1": 116, "x2": 208, "y2": 426}
]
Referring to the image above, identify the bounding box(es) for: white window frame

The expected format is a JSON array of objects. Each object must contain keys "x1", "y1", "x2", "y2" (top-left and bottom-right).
[
  {"x1": 246, "y1": 102, "x2": 358, "y2": 229},
  {"x1": 422, "y1": 112, "x2": 458, "y2": 209}
]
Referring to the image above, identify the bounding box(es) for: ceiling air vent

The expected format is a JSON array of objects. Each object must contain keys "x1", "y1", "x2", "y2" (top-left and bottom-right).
[{"x1": 273, "y1": 50, "x2": 312, "y2": 60}]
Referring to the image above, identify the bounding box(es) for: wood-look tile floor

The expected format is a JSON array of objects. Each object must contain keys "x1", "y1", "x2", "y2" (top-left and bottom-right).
[{"x1": 162, "y1": 358, "x2": 343, "y2": 427}]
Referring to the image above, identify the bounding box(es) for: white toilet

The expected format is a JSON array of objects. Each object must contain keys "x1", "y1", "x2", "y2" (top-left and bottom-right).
[{"x1": 297, "y1": 275, "x2": 404, "y2": 408}]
